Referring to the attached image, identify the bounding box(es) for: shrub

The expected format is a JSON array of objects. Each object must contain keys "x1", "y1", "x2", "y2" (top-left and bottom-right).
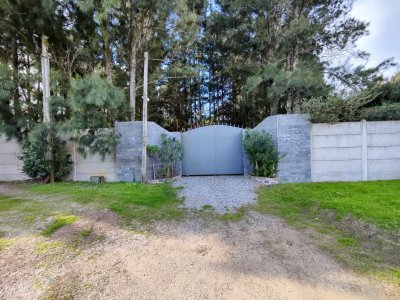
[
  {"x1": 243, "y1": 129, "x2": 279, "y2": 177},
  {"x1": 158, "y1": 134, "x2": 183, "y2": 178},
  {"x1": 359, "y1": 103, "x2": 400, "y2": 121},
  {"x1": 20, "y1": 123, "x2": 72, "y2": 182},
  {"x1": 300, "y1": 89, "x2": 400, "y2": 123},
  {"x1": 300, "y1": 94, "x2": 373, "y2": 123}
]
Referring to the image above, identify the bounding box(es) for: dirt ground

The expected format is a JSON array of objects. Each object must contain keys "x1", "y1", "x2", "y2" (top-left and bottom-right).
[{"x1": 0, "y1": 185, "x2": 399, "y2": 300}]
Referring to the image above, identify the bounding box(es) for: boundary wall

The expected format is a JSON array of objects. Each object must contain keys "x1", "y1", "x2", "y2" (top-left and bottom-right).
[{"x1": 1, "y1": 116, "x2": 399, "y2": 183}]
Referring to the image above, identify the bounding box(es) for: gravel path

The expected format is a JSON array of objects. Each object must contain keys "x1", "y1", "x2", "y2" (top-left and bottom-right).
[{"x1": 173, "y1": 175, "x2": 263, "y2": 213}]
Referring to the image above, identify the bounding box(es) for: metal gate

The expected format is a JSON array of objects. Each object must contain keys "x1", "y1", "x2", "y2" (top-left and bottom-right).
[{"x1": 182, "y1": 125, "x2": 244, "y2": 176}]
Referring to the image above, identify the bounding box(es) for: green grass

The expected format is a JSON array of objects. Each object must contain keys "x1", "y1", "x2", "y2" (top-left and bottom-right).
[
  {"x1": 40, "y1": 215, "x2": 79, "y2": 237},
  {"x1": 257, "y1": 181, "x2": 400, "y2": 230},
  {"x1": 257, "y1": 180, "x2": 400, "y2": 285},
  {"x1": 0, "y1": 196, "x2": 27, "y2": 211},
  {"x1": 0, "y1": 195, "x2": 53, "y2": 232},
  {"x1": 337, "y1": 237, "x2": 357, "y2": 247},
  {"x1": 0, "y1": 237, "x2": 14, "y2": 251},
  {"x1": 23, "y1": 182, "x2": 185, "y2": 225},
  {"x1": 218, "y1": 207, "x2": 247, "y2": 222}
]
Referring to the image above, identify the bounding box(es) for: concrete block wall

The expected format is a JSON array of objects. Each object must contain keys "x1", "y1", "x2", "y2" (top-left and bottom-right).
[
  {"x1": 2, "y1": 118, "x2": 399, "y2": 184},
  {"x1": 64, "y1": 141, "x2": 117, "y2": 182},
  {"x1": 0, "y1": 135, "x2": 117, "y2": 182},
  {"x1": 251, "y1": 114, "x2": 312, "y2": 183},
  {"x1": 311, "y1": 120, "x2": 400, "y2": 182},
  {"x1": 0, "y1": 136, "x2": 29, "y2": 181},
  {"x1": 115, "y1": 121, "x2": 181, "y2": 182}
]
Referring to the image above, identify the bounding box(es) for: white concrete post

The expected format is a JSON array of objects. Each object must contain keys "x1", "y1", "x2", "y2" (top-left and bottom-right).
[
  {"x1": 141, "y1": 52, "x2": 148, "y2": 183},
  {"x1": 361, "y1": 119, "x2": 368, "y2": 181}
]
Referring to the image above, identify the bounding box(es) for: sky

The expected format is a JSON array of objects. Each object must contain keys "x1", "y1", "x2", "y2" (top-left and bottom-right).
[{"x1": 351, "y1": 0, "x2": 400, "y2": 78}]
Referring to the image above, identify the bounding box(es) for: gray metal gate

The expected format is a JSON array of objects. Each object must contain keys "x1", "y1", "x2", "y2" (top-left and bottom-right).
[{"x1": 182, "y1": 125, "x2": 244, "y2": 175}]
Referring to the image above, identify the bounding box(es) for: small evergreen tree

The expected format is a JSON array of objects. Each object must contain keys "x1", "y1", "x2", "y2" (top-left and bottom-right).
[
  {"x1": 62, "y1": 72, "x2": 127, "y2": 160},
  {"x1": 20, "y1": 123, "x2": 72, "y2": 182},
  {"x1": 158, "y1": 134, "x2": 183, "y2": 178},
  {"x1": 243, "y1": 130, "x2": 279, "y2": 177}
]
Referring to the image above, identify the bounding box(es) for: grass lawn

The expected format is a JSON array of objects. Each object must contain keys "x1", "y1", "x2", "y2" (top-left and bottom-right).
[
  {"x1": 24, "y1": 182, "x2": 185, "y2": 225},
  {"x1": 257, "y1": 180, "x2": 400, "y2": 285},
  {"x1": 0, "y1": 182, "x2": 184, "y2": 235},
  {"x1": 258, "y1": 180, "x2": 400, "y2": 230}
]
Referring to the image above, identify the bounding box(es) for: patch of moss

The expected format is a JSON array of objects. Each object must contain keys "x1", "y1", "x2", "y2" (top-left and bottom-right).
[
  {"x1": 35, "y1": 241, "x2": 65, "y2": 255},
  {"x1": 40, "y1": 215, "x2": 79, "y2": 237},
  {"x1": 0, "y1": 237, "x2": 14, "y2": 251}
]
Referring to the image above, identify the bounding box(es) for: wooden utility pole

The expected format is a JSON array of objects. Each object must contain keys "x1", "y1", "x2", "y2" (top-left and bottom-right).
[
  {"x1": 41, "y1": 35, "x2": 50, "y2": 123},
  {"x1": 141, "y1": 52, "x2": 149, "y2": 182}
]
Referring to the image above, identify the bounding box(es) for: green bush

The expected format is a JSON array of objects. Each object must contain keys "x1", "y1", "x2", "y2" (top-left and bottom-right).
[
  {"x1": 243, "y1": 129, "x2": 279, "y2": 177},
  {"x1": 20, "y1": 123, "x2": 72, "y2": 182},
  {"x1": 359, "y1": 103, "x2": 400, "y2": 121},
  {"x1": 158, "y1": 134, "x2": 183, "y2": 178},
  {"x1": 301, "y1": 95, "x2": 373, "y2": 123},
  {"x1": 301, "y1": 88, "x2": 400, "y2": 123}
]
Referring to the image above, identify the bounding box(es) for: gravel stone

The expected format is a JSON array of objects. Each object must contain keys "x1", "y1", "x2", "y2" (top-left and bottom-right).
[{"x1": 172, "y1": 175, "x2": 263, "y2": 213}]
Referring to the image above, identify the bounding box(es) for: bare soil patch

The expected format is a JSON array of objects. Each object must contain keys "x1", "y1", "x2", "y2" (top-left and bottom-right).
[
  {"x1": 1, "y1": 210, "x2": 398, "y2": 299},
  {"x1": 0, "y1": 182, "x2": 398, "y2": 299}
]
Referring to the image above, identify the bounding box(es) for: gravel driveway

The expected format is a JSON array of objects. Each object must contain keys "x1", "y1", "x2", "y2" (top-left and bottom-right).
[{"x1": 172, "y1": 175, "x2": 262, "y2": 213}]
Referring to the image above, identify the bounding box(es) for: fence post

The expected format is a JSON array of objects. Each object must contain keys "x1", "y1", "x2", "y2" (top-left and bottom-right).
[
  {"x1": 141, "y1": 52, "x2": 148, "y2": 183},
  {"x1": 361, "y1": 119, "x2": 368, "y2": 181}
]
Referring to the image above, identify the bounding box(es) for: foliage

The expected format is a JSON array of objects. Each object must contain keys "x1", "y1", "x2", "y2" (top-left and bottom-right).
[
  {"x1": 359, "y1": 103, "x2": 400, "y2": 121},
  {"x1": 158, "y1": 134, "x2": 184, "y2": 178},
  {"x1": 243, "y1": 130, "x2": 279, "y2": 177},
  {"x1": 301, "y1": 90, "x2": 379, "y2": 123},
  {"x1": 147, "y1": 145, "x2": 159, "y2": 158},
  {"x1": 1, "y1": 0, "x2": 389, "y2": 135},
  {"x1": 63, "y1": 72, "x2": 126, "y2": 160},
  {"x1": 0, "y1": 64, "x2": 17, "y2": 140},
  {"x1": 20, "y1": 123, "x2": 72, "y2": 182}
]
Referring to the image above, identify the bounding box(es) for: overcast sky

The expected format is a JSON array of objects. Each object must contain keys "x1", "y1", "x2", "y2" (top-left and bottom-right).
[{"x1": 351, "y1": 0, "x2": 400, "y2": 77}]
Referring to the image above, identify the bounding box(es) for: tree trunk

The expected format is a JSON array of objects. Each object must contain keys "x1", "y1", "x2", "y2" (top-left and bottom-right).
[
  {"x1": 104, "y1": 42, "x2": 113, "y2": 83},
  {"x1": 129, "y1": 4, "x2": 137, "y2": 121},
  {"x1": 286, "y1": 91, "x2": 293, "y2": 114},
  {"x1": 12, "y1": 35, "x2": 20, "y2": 117},
  {"x1": 129, "y1": 39, "x2": 137, "y2": 120},
  {"x1": 101, "y1": 19, "x2": 113, "y2": 83}
]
